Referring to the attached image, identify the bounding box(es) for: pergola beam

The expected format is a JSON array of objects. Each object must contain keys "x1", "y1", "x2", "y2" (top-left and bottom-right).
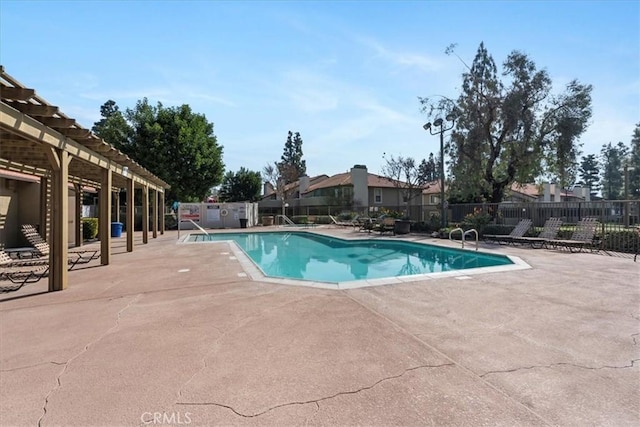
[{"x1": 0, "y1": 87, "x2": 36, "y2": 101}]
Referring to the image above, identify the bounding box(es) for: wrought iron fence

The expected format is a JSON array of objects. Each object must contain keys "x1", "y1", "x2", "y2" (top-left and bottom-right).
[{"x1": 447, "y1": 200, "x2": 639, "y2": 256}]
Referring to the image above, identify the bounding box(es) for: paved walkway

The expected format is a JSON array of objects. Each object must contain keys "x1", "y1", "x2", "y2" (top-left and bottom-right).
[{"x1": 1, "y1": 228, "x2": 638, "y2": 426}]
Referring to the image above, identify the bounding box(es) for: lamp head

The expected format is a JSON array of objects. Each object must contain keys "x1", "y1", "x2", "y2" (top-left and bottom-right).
[
  {"x1": 422, "y1": 122, "x2": 431, "y2": 131},
  {"x1": 433, "y1": 118, "x2": 443, "y2": 127},
  {"x1": 445, "y1": 113, "x2": 456, "y2": 122}
]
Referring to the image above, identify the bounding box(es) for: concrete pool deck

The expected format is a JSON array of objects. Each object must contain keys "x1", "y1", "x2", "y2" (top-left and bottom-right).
[{"x1": 1, "y1": 227, "x2": 638, "y2": 426}]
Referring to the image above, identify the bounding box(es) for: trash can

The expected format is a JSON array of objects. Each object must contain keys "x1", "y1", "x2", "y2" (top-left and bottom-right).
[
  {"x1": 239, "y1": 218, "x2": 248, "y2": 229},
  {"x1": 111, "y1": 222, "x2": 123, "y2": 238}
]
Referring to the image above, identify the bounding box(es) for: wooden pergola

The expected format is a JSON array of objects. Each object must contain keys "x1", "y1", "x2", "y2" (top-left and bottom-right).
[{"x1": 0, "y1": 66, "x2": 170, "y2": 291}]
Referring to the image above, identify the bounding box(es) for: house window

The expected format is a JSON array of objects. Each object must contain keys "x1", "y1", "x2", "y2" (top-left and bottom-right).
[
  {"x1": 374, "y1": 189, "x2": 382, "y2": 204},
  {"x1": 430, "y1": 195, "x2": 440, "y2": 205}
]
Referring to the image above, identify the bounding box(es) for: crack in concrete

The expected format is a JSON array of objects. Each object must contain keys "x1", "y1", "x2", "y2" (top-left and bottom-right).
[
  {"x1": 631, "y1": 333, "x2": 639, "y2": 346},
  {"x1": 176, "y1": 293, "x2": 309, "y2": 402},
  {"x1": 176, "y1": 362, "x2": 454, "y2": 418},
  {"x1": 480, "y1": 359, "x2": 639, "y2": 378},
  {"x1": 0, "y1": 361, "x2": 65, "y2": 373},
  {"x1": 37, "y1": 294, "x2": 141, "y2": 427}
]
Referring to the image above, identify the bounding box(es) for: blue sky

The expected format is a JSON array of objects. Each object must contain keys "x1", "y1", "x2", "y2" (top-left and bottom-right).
[{"x1": 2, "y1": 1, "x2": 638, "y2": 181}]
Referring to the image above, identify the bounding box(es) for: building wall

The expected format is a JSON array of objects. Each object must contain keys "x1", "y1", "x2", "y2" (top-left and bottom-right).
[
  {"x1": 177, "y1": 202, "x2": 259, "y2": 230},
  {"x1": 0, "y1": 178, "x2": 41, "y2": 248}
]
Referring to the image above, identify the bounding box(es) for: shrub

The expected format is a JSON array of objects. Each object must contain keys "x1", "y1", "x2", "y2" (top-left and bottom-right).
[
  {"x1": 165, "y1": 214, "x2": 178, "y2": 230},
  {"x1": 601, "y1": 230, "x2": 639, "y2": 254},
  {"x1": 292, "y1": 215, "x2": 309, "y2": 224},
  {"x1": 379, "y1": 207, "x2": 403, "y2": 219},
  {"x1": 462, "y1": 208, "x2": 492, "y2": 234},
  {"x1": 481, "y1": 224, "x2": 513, "y2": 237},
  {"x1": 82, "y1": 217, "x2": 98, "y2": 240}
]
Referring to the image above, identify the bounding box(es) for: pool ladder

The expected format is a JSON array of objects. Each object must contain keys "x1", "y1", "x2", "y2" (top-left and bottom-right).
[
  {"x1": 275, "y1": 215, "x2": 295, "y2": 227},
  {"x1": 449, "y1": 228, "x2": 479, "y2": 251}
]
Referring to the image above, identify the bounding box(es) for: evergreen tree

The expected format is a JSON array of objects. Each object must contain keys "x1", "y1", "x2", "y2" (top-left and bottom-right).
[
  {"x1": 280, "y1": 131, "x2": 306, "y2": 183},
  {"x1": 600, "y1": 142, "x2": 628, "y2": 200},
  {"x1": 418, "y1": 155, "x2": 439, "y2": 182},
  {"x1": 629, "y1": 123, "x2": 640, "y2": 199},
  {"x1": 578, "y1": 154, "x2": 601, "y2": 197}
]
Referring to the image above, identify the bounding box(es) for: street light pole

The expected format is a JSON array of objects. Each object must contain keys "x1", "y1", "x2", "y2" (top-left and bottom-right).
[{"x1": 423, "y1": 115, "x2": 455, "y2": 229}]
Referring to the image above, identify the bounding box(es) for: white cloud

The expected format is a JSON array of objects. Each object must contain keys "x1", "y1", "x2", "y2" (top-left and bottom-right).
[{"x1": 356, "y1": 36, "x2": 444, "y2": 72}]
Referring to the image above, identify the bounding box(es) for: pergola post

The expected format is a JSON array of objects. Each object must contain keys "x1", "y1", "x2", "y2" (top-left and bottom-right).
[
  {"x1": 74, "y1": 183, "x2": 82, "y2": 247},
  {"x1": 126, "y1": 178, "x2": 134, "y2": 253},
  {"x1": 114, "y1": 189, "x2": 120, "y2": 222},
  {"x1": 99, "y1": 168, "x2": 112, "y2": 265},
  {"x1": 152, "y1": 189, "x2": 158, "y2": 238},
  {"x1": 160, "y1": 191, "x2": 165, "y2": 235},
  {"x1": 142, "y1": 185, "x2": 149, "y2": 244},
  {"x1": 39, "y1": 177, "x2": 48, "y2": 240},
  {"x1": 45, "y1": 147, "x2": 69, "y2": 292}
]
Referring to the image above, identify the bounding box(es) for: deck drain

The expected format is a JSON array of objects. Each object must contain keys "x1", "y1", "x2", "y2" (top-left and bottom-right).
[
  {"x1": 455, "y1": 276, "x2": 472, "y2": 280},
  {"x1": 237, "y1": 273, "x2": 247, "y2": 277},
  {"x1": 178, "y1": 269, "x2": 190, "y2": 273},
  {"x1": 229, "y1": 256, "x2": 237, "y2": 260}
]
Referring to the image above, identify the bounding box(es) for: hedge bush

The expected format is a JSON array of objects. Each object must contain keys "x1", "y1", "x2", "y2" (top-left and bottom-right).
[
  {"x1": 82, "y1": 217, "x2": 98, "y2": 240},
  {"x1": 601, "y1": 230, "x2": 640, "y2": 254}
]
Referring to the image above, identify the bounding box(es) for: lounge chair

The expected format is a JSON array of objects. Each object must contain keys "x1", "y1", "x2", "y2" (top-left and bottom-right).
[
  {"x1": 0, "y1": 251, "x2": 49, "y2": 293},
  {"x1": 328, "y1": 215, "x2": 354, "y2": 227},
  {"x1": 511, "y1": 217, "x2": 563, "y2": 248},
  {"x1": 484, "y1": 219, "x2": 533, "y2": 245},
  {"x1": 21, "y1": 224, "x2": 100, "y2": 265},
  {"x1": 546, "y1": 217, "x2": 600, "y2": 253}
]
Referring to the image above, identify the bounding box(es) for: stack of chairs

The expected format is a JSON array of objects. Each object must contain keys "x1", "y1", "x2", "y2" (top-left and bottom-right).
[{"x1": 20, "y1": 224, "x2": 100, "y2": 269}]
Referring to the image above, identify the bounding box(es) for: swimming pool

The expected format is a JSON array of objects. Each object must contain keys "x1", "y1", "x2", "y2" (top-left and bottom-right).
[{"x1": 183, "y1": 231, "x2": 526, "y2": 287}]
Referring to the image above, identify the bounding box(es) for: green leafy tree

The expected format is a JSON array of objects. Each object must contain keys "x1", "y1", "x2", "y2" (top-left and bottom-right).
[
  {"x1": 629, "y1": 123, "x2": 640, "y2": 199},
  {"x1": 218, "y1": 167, "x2": 262, "y2": 202},
  {"x1": 93, "y1": 98, "x2": 224, "y2": 203},
  {"x1": 91, "y1": 100, "x2": 131, "y2": 149},
  {"x1": 420, "y1": 42, "x2": 592, "y2": 203},
  {"x1": 600, "y1": 142, "x2": 628, "y2": 200},
  {"x1": 280, "y1": 131, "x2": 306, "y2": 183},
  {"x1": 578, "y1": 154, "x2": 601, "y2": 197}
]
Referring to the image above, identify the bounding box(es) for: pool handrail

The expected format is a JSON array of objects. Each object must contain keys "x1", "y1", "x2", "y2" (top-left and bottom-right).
[
  {"x1": 449, "y1": 227, "x2": 478, "y2": 250},
  {"x1": 464, "y1": 229, "x2": 479, "y2": 251},
  {"x1": 275, "y1": 215, "x2": 295, "y2": 227},
  {"x1": 189, "y1": 219, "x2": 209, "y2": 236}
]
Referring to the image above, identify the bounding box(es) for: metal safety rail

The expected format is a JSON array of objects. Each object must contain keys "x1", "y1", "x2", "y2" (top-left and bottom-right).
[
  {"x1": 189, "y1": 219, "x2": 209, "y2": 236},
  {"x1": 449, "y1": 228, "x2": 479, "y2": 251},
  {"x1": 275, "y1": 215, "x2": 295, "y2": 227}
]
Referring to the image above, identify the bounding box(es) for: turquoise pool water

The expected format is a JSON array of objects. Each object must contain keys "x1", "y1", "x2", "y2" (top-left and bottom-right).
[{"x1": 187, "y1": 232, "x2": 513, "y2": 283}]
